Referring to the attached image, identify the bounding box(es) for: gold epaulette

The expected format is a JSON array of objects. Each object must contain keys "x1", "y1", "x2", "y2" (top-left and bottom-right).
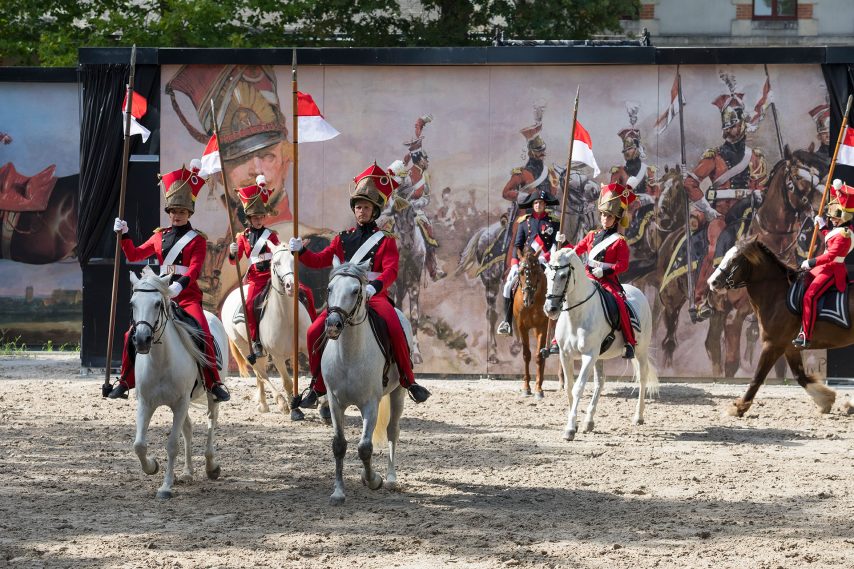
[
  {"x1": 702, "y1": 148, "x2": 717, "y2": 159},
  {"x1": 753, "y1": 147, "x2": 765, "y2": 157},
  {"x1": 548, "y1": 212, "x2": 561, "y2": 222},
  {"x1": 511, "y1": 167, "x2": 522, "y2": 175},
  {"x1": 153, "y1": 227, "x2": 164, "y2": 234},
  {"x1": 610, "y1": 166, "x2": 621, "y2": 174},
  {"x1": 382, "y1": 230, "x2": 397, "y2": 239},
  {"x1": 516, "y1": 213, "x2": 530, "y2": 223},
  {"x1": 194, "y1": 229, "x2": 208, "y2": 240},
  {"x1": 236, "y1": 231, "x2": 245, "y2": 239}
]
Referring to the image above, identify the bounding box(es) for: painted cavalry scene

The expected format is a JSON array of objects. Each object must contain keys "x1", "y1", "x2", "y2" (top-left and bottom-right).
[{"x1": 3, "y1": 55, "x2": 854, "y2": 569}]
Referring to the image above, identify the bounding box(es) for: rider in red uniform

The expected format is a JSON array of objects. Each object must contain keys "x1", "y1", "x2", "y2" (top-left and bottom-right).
[
  {"x1": 289, "y1": 163, "x2": 431, "y2": 408},
  {"x1": 561, "y1": 182, "x2": 638, "y2": 359},
  {"x1": 228, "y1": 175, "x2": 316, "y2": 359},
  {"x1": 108, "y1": 161, "x2": 230, "y2": 402},
  {"x1": 794, "y1": 179, "x2": 854, "y2": 348}
]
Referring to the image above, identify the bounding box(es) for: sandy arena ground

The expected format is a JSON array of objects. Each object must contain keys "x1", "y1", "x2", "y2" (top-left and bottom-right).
[{"x1": 1, "y1": 353, "x2": 854, "y2": 568}]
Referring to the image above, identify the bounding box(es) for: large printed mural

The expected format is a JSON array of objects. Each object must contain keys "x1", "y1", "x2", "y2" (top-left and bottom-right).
[
  {"x1": 160, "y1": 63, "x2": 831, "y2": 378},
  {"x1": 0, "y1": 82, "x2": 81, "y2": 347}
]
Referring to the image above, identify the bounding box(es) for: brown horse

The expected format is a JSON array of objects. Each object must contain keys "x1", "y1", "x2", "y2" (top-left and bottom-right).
[
  {"x1": 707, "y1": 238, "x2": 837, "y2": 416},
  {"x1": 513, "y1": 250, "x2": 550, "y2": 398}
]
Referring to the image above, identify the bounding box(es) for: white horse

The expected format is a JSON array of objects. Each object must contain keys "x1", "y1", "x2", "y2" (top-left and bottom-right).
[
  {"x1": 128, "y1": 268, "x2": 228, "y2": 498},
  {"x1": 322, "y1": 260, "x2": 412, "y2": 505},
  {"x1": 221, "y1": 243, "x2": 313, "y2": 421},
  {"x1": 544, "y1": 248, "x2": 658, "y2": 441}
]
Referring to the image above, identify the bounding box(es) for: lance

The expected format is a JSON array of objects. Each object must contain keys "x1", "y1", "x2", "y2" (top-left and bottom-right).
[
  {"x1": 541, "y1": 86, "x2": 580, "y2": 361},
  {"x1": 102, "y1": 44, "x2": 137, "y2": 397},
  {"x1": 210, "y1": 100, "x2": 257, "y2": 366},
  {"x1": 808, "y1": 94, "x2": 854, "y2": 258},
  {"x1": 291, "y1": 49, "x2": 302, "y2": 408},
  {"x1": 676, "y1": 66, "x2": 698, "y2": 324}
]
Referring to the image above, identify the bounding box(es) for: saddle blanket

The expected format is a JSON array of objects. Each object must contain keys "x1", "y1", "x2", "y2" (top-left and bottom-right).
[
  {"x1": 596, "y1": 284, "x2": 641, "y2": 333},
  {"x1": 785, "y1": 278, "x2": 852, "y2": 329}
]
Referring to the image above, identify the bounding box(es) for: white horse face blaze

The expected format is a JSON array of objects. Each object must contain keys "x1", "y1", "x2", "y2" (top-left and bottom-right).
[
  {"x1": 130, "y1": 288, "x2": 163, "y2": 353},
  {"x1": 709, "y1": 245, "x2": 739, "y2": 291},
  {"x1": 271, "y1": 246, "x2": 295, "y2": 297}
]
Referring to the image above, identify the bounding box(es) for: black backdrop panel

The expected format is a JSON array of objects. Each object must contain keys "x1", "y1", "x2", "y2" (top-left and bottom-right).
[{"x1": 80, "y1": 158, "x2": 159, "y2": 368}]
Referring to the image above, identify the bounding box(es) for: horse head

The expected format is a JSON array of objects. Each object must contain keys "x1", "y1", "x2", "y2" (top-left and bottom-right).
[
  {"x1": 656, "y1": 166, "x2": 686, "y2": 232},
  {"x1": 543, "y1": 248, "x2": 582, "y2": 319},
  {"x1": 787, "y1": 148, "x2": 827, "y2": 211},
  {"x1": 271, "y1": 243, "x2": 296, "y2": 297},
  {"x1": 518, "y1": 251, "x2": 545, "y2": 308},
  {"x1": 708, "y1": 237, "x2": 795, "y2": 293},
  {"x1": 128, "y1": 267, "x2": 171, "y2": 354},
  {"x1": 325, "y1": 260, "x2": 370, "y2": 339}
]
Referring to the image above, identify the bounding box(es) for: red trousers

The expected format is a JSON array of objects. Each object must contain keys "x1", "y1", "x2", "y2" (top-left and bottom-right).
[
  {"x1": 307, "y1": 295, "x2": 414, "y2": 394},
  {"x1": 245, "y1": 278, "x2": 317, "y2": 341},
  {"x1": 599, "y1": 279, "x2": 636, "y2": 346},
  {"x1": 120, "y1": 298, "x2": 222, "y2": 390},
  {"x1": 802, "y1": 273, "x2": 835, "y2": 340}
]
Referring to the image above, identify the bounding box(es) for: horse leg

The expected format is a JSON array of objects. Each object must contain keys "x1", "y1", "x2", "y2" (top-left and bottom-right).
[
  {"x1": 723, "y1": 309, "x2": 742, "y2": 378},
  {"x1": 705, "y1": 311, "x2": 725, "y2": 377},
  {"x1": 385, "y1": 388, "x2": 406, "y2": 491},
  {"x1": 633, "y1": 356, "x2": 649, "y2": 426},
  {"x1": 358, "y1": 400, "x2": 383, "y2": 491},
  {"x1": 178, "y1": 414, "x2": 194, "y2": 483},
  {"x1": 251, "y1": 354, "x2": 271, "y2": 414},
  {"x1": 409, "y1": 284, "x2": 423, "y2": 365},
  {"x1": 582, "y1": 359, "x2": 604, "y2": 433},
  {"x1": 564, "y1": 354, "x2": 593, "y2": 441},
  {"x1": 784, "y1": 348, "x2": 836, "y2": 414},
  {"x1": 205, "y1": 393, "x2": 221, "y2": 480},
  {"x1": 559, "y1": 349, "x2": 575, "y2": 406},
  {"x1": 133, "y1": 402, "x2": 159, "y2": 477},
  {"x1": 534, "y1": 326, "x2": 547, "y2": 399},
  {"x1": 272, "y1": 354, "x2": 303, "y2": 421},
  {"x1": 486, "y1": 281, "x2": 500, "y2": 364},
  {"x1": 728, "y1": 342, "x2": 784, "y2": 417},
  {"x1": 328, "y1": 398, "x2": 348, "y2": 505},
  {"x1": 520, "y1": 326, "x2": 532, "y2": 396},
  {"x1": 158, "y1": 399, "x2": 190, "y2": 499}
]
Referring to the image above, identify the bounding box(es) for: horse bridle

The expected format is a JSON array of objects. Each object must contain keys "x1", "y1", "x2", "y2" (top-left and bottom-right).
[
  {"x1": 131, "y1": 288, "x2": 169, "y2": 344},
  {"x1": 326, "y1": 275, "x2": 368, "y2": 327},
  {"x1": 520, "y1": 258, "x2": 539, "y2": 306},
  {"x1": 718, "y1": 259, "x2": 748, "y2": 290},
  {"x1": 546, "y1": 260, "x2": 597, "y2": 311},
  {"x1": 270, "y1": 248, "x2": 293, "y2": 296}
]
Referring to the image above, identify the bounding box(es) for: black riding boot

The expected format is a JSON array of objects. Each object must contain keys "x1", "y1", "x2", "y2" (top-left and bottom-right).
[{"x1": 623, "y1": 343, "x2": 635, "y2": 359}]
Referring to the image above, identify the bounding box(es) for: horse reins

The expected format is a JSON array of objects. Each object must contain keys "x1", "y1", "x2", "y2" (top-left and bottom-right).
[
  {"x1": 326, "y1": 276, "x2": 368, "y2": 327},
  {"x1": 131, "y1": 288, "x2": 169, "y2": 344},
  {"x1": 270, "y1": 248, "x2": 293, "y2": 296},
  {"x1": 546, "y1": 260, "x2": 597, "y2": 312}
]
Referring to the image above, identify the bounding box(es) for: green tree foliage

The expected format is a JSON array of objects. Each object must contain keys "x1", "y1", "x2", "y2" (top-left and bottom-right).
[{"x1": 0, "y1": 0, "x2": 640, "y2": 66}]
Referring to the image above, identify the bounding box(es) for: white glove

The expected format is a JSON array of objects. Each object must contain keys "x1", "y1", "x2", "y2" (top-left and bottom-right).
[
  {"x1": 288, "y1": 236, "x2": 303, "y2": 252},
  {"x1": 588, "y1": 259, "x2": 601, "y2": 269},
  {"x1": 229, "y1": 242, "x2": 239, "y2": 255},
  {"x1": 814, "y1": 215, "x2": 826, "y2": 229},
  {"x1": 114, "y1": 218, "x2": 128, "y2": 234},
  {"x1": 556, "y1": 232, "x2": 567, "y2": 245},
  {"x1": 366, "y1": 284, "x2": 377, "y2": 298},
  {"x1": 538, "y1": 254, "x2": 547, "y2": 265},
  {"x1": 167, "y1": 283, "x2": 183, "y2": 298},
  {"x1": 591, "y1": 266, "x2": 604, "y2": 278},
  {"x1": 691, "y1": 198, "x2": 720, "y2": 221},
  {"x1": 800, "y1": 259, "x2": 811, "y2": 271}
]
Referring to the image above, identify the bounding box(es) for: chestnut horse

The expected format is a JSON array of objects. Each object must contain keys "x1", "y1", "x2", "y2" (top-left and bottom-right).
[
  {"x1": 513, "y1": 251, "x2": 550, "y2": 397},
  {"x1": 707, "y1": 238, "x2": 837, "y2": 416}
]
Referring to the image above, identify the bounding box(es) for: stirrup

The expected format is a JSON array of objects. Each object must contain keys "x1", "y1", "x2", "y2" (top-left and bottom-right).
[
  {"x1": 496, "y1": 321, "x2": 511, "y2": 336},
  {"x1": 298, "y1": 386, "x2": 320, "y2": 409},
  {"x1": 792, "y1": 332, "x2": 810, "y2": 349},
  {"x1": 107, "y1": 380, "x2": 129, "y2": 399}
]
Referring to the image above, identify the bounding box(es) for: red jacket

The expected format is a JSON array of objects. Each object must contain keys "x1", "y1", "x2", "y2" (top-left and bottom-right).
[
  {"x1": 299, "y1": 223, "x2": 398, "y2": 297},
  {"x1": 571, "y1": 228, "x2": 629, "y2": 288},
  {"x1": 121, "y1": 225, "x2": 206, "y2": 303},
  {"x1": 229, "y1": 227, "x2": 280, "y2": 283},
  {"x1": 809, "y1": 225, "x2": 853, "y2": 292}
]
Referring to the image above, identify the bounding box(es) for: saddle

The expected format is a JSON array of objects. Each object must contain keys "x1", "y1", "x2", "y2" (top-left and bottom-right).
[
  {"x1": 233, "y1": 282, "x2": 317, "y2": 331},
  {"x1": 785, "y1": 276, "x2": 852, "y2": 329},
  {"x1": 596, "y1": 284, "x2": 641, "y2": 355},
  {"x1": 625, "y1": 201, "x2": 655, "y2": 247},
  {"x1": 172, "y1": 303, "x2": 223, "y2": 371},
  {"x1": 367, "y1": 307, "x2": 396, "y2": 388}
]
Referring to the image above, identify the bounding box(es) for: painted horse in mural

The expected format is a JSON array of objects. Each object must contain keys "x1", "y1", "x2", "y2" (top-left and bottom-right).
[
  {"x1": 708, "y1": 238, "x2": 838, "y2": 416},
  {"x1": 378, "y1": 191, "x2": 426, "y2": 365},
  {"x1": 555, "y1": 166, "x2": 601, "y2": 246},
  {"x1": 657, "y1": 152, "x2": 822, "y2": 376}
]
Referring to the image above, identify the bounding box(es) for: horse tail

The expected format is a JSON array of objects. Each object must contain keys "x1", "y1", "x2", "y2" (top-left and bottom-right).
[
  {"x1": 229, "y1": 338, "x2": 252, "y2": 378},
  {"x1": 457, "y1": 227, "x2": 485, "y2": 278},
  {"x1": 633, "y1": 355, "x2": 660, "y2": 399},
  {"x1": 372, "y1": 394, "x2": 391, "y2": 447}
]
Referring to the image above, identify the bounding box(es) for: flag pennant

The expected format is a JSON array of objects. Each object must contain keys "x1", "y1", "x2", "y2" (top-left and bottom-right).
[
  {"x1": 121, "y1": 91, "x2": 150, "y2": 142},
  {"x1": 571, "y1": 121, "x2": 600, "y2": 178},
  {"x1": 747, "y1": 76, "x2": 773, "y2": 132},
  {"x1": 198, "y1": 134, "x2": 221, "y2": 177},
  {"x1": 530, "y1": 234, "x2": 546, "y2": 254},
  {"x1": 297, "y1": 92, "x2": 340, "y2": 142},
  {"x1": 655, "y1": 74, "x2": 682, "y2": 134},
  {"x1": 837, "y1": 126, "x2": 854, "y2": 168}
]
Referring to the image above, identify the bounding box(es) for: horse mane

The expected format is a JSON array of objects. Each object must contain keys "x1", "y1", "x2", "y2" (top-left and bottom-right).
[
  {"x1": 134, "y1": 267, "x2": 209, "y2": 369},
  {"x1": 791, "y1": 148, "x2": 830, "y2": 178},
  {"x1": 738, "y1": 237, "x2": 798, "y2": 279},
  {"x1": 330, "y1": 261, "x2": 369, "y2": 284}
]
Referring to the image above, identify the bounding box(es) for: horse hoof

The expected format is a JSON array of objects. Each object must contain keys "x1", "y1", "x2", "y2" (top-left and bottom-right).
[
  {"x1": 521, "y1": 389, "x2": 532, "y2": 397},
  {"x1": 178, "y1": 474, "x2": 193, "y2": 484},
  {"x1": 290, "y1": 408, "x2": 305, "y2": 422},
  {"x1": 319, "y1": 405, "x2": 332, "y2": 425},
  {"x1": 842, "y1": 400, "x2": 854, "y2": 415},
  {"x1": 362, "y1": 474, "x2": 383, "y2": 491},
  {"x1": 413, "y1": 353, "x2": 423, "y2": 365},
  {"x1": 143, "y1": 459, "x2": 160, "y2": 476},
  {"x1": 563, "y1": 430, "x2": 576, "y2": 441},
  {"x1": 535, "y1": 391, "x2": 544, "y2": 400},
  {"x1": 156, "y1": 489, "x2": 173, "y2": 500},
  {"x1": 329, "y1": 494, "x2": 346, "y2": 506},
  {"x1": 487, "y1": 355, "x2": 500, "y2": 364},
  {"x1": 206, "y1": 465, "x2": 221, "y2": 480},
  {"x1": 257, "y1": 403, "x2": 270, "y2": 414},
  {"x1": 583, "y1": 421, "x2": 594, "y2": 433},
  {"x1": 728, "y1": 400, "x2": 748, "y2": 417},
  {"x1": 633, "y1": 417, "x2": 644, "y2": 426},
  {"x1": 386, "y1": 479, "x2": 398, "y2": 492}
]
